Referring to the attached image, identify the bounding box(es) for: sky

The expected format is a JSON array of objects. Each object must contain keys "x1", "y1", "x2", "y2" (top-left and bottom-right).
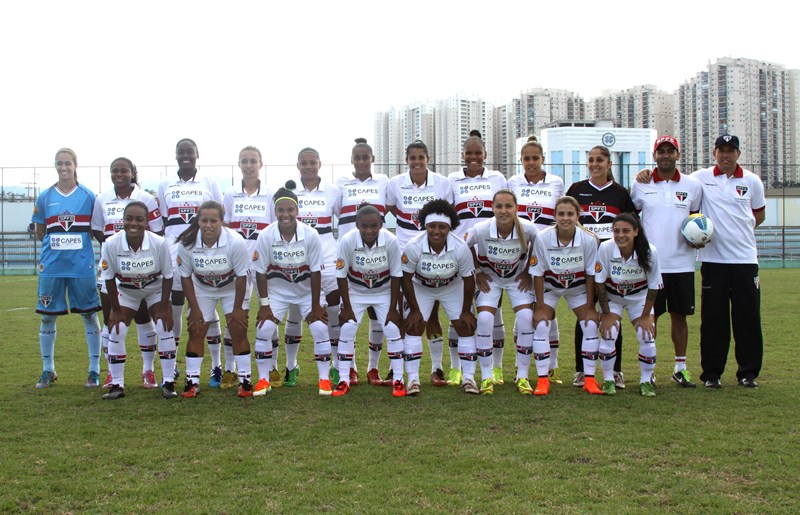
[{"x1": 0, "y1": 0, "x2": 797, "y2": 193}]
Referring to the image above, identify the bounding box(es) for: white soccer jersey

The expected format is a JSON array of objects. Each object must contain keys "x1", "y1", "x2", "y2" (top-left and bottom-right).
[
  {"x1": 252, "y1": 221, "x2": 322, "y2": 300},
  {"x1": 157, "y1": 171, "x2": 223, "y2": 243},
  {"x1": 176, "y1": 227, "x2": 249, "y2": 295},
  {"x1": 92, "y1": 185, "x2": 163, "y2": 238},
  {"x1": 466, "y1": 217, "x2": 537, "y2": 281},
  {"x1": 336, "y1": 227, "x2": 402, "y2": 299},
  {"x1": 448, "y1": 168, "x2": 507, "y2": 239},
  {"x1": 386, "y1": 170, "x2": 453, "y2": 249},
  {"x1": 100, "y1": 231, "x2": 173, "y2": 291},
  {"x1": 402, "y1": 232, "x2": 474, "y2": 289},
  {"x1": 336, "y1": 173, "x2": 389, "y2": 237},
  {"x1": 595, "y1": 239, "x2": 662, "y2": 301},
  {"x1": 295, "y1": 179, "x2": 340, "y2": 264},
  {"x1": 530, "y1": 226, "x2": 597, "y2": 290},
  {"x1": 631, "y1": 170, "x2": 702, "y2": 274},
  {"x1": 692, "y1": 165, "x2": 766, "y2": 265},
  {"x1": 507, "y1": 173, "x2": 565, "y2": 233},
  {"x1": 223, "y1": 182, "x2": 273, "y2": 255}
]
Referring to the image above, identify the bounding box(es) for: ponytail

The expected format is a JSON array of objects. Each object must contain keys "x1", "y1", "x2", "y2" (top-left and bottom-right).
[{"x1": 614, "y1": 213, "x2": 652, "y2": 274}]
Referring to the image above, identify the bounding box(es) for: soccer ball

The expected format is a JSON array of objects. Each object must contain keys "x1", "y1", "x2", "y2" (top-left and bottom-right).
[{"x1": 680, "y1": 213, "x2": 714, "y2": 245}]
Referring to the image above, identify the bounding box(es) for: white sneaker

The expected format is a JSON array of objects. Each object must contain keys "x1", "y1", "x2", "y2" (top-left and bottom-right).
[
  {"x1": 461, "y1": 378, "x2": 479, "y2": 395},
  {"x1": 572, "y1": 371, "x2": 585, "y2": 387},
  {"x1": 406, "y1": 379, "x2": 421, "y2": 396},
  {"x1": 613, "y1": 371, "x2": 626, "y2": 389}
]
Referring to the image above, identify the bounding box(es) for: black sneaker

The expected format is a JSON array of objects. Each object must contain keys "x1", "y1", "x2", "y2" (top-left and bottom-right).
[
  {"x1": 738, "y1": 377, "x2": 759, "y2": 388},
  {"x1": 162, "y1": 381, "x2": 177, "y2": 399},
  {"x1": 672, "y1": 370, "x2": 697, "y2": 388},
  {"x1": 102, "y1": 384, "x2": 125, "y2": 400},
  {"x1": 704, "y1": 378, "x2": 722, "y2": 389}
]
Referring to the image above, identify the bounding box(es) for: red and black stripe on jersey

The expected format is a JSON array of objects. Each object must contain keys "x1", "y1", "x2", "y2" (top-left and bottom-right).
[
  {"x1": 347, "y1": 268, "x2": 391, "y2": 290},
  {"x1": 395, "y1": 211, "x2": 421, "y2": 232},
  {"x1": 166, "y1": 206, "x2": 198, "y2": 226},
  {"x1": 228, "y1": 221, "x2": 269, "y2": 240},
  {"x1": 566, "y1": 181, "x2": 635, "y2": 227},
  {"x1": 414, "y1": 272, "x2": 458, "y2": 288},
  {"x1": 455, "y1": 199, "x2": 493, "y2": 221},
  {"x1": 476, "y1": 253, "x2": 525, "y2": 279},
  {"x1": 266, "y1": 263, "x2": 312, "y2": 283},
  {"x1": 604, "y1": 279, "x2": 648, "y2": 297},
  {"x1": 339, "y1": 204, "x2": 386, "y2": 228},
  {"x1": 117, "y1": 272, "x2": 162, "y2": 290},
  {"x1": 517, "y1": 205, "x2": 555, "y2": 226},
  {"x1": 45, "y1": 214, "x2": 92, "y2": 233},
  {"x1": 543, "y1": 270, "x2": 586, "y2": 290},
  {"x1": 195, "y1": 270, "x2": 236, "y2": 288},
  {"x1": 297, "y1": 216, "x2": 333, "y2": 235}
]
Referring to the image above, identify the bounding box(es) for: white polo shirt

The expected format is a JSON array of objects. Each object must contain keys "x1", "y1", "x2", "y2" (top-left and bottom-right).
[
  {"x1": 100, "y1": 230, "x2": 173, "y2": 290},
  {"x1": 386, "y1": 169, "x2": 453, "y2": 249},
  {"x1": 466, "y1": 217, "x2": 537, "y2": 281},
  {"x1": 336, "y1": 227, "x2": 402, "y2": 299},
  {"x1": 448, "y1": 168, "x2": 507, "y2": 239},
  {"x1": 295, "y1": 178, "x2": 340, "y2": 264},
  {"x1": 157, "y1": 171, "x2": 223, "y2": 243},
  {"x1": 692, "y1": 165, "x2": 766, "y2": 264},
  {"x1": 530, "y1": 226, "x2": 597, "y2": 290},
  {"x1": 595, "y1": 239, "x2": 662, "y2": 300},
  {"x1": 631, "y1": 169, "x2": 703, "y2": 273},
  {"x1": 402, "y1": 231, "x2": 474, "y2": 289},
  {"x1": 92, "y1": 185, "x2": 163, "y2": 238},
  {"x1": 336, "y1": 173, "x2": 389, "y2": 237},
  {"x1": 507, "y1": 172, "x2": 564, "y2": 233},
  {"x1": 253, "y1": 221, "x2": 322, "y2": 300},
  {"x1": 223, "y1": 182, "x2": 273, "y2": 255},
  {"x1": 177, "y1": 227, "x2": 249, "y2": 293}
]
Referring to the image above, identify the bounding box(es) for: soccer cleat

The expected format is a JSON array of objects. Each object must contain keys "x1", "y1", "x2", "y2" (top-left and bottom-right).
[
  {"x1": 738, "y1": 377, "x2": 759, "y2": 388},
  {"x1": 36, "y1": 370, "x2": 58, "y2": 389},
  {"x1": 704, "y1": 378, "x2": 722, "y2": 389},
  {"x1": 209, "y1": 366, "x2": 223, "y2": 388},
  {"x1": 367, "y1": 368, "x2": 381, "y2": 386},
  {"x1": 162, "y1": 381, "x2": 177, "y2": 398},
  {"x1": 182, "y1": 381, "x2": 200, "y2": 398},
  {"x1": 142, "y1": 370, "x2": 157, "y2": 389},
  {"x1": 492, "y1": 367, "x2": 504, "y2": 385},
  {"x1": 613, "y1": 371, "x2": 626, "y2": 389},
  {"x1": 332, "y1": 381, "x2": 350, "y2": 397},
  {"x1": 480, "y1": 378, "x2": 494, "y2": 395},
  {"x1": 534, "y1": 377, "x2": 550, "y2": 396},
  {"x1": 85, "y1": 371, "x2": 101, "y2": 388},
  {"x1": 446, "y1": 368, "x2": 462, "y2": 386},
  {"x1": 253, "y1": 378, "x2": 272, "y2": 396},
  {"x1": 284, "y1": 367, "x2": 299, "y2": 387},
  {"x1": 330, "y1": 367, "x2": 340, "y2": 386},
  {"x1": 548, "y1": 367, "x2": 563, "y2": 384},
  {"x1": 318, "y1": 379, "x2": 333, "y2": 396},
  {"x1": 572, "y1": 372, "x2": 585, "y2": 387},
  {"x1": 406, "y1": 379, "x2": 421, "y2": 396},
  {"x1": 650, "y1": 374, "x2": 657, "y2": 388},
  {"x1": 582, "y1": 376, "x2": 604, "y2": 395},
  {"x1": 639, "y1": 381, "x2": 656, "y2": 397},
  {"x1": 392, "y1": 380, "x2": 406, "y2": 397},
  {"x1": 672, "y1": 370, "x2": 696, "y2": 388},
  {"x1": 238, "y1": 380, "x2": 253, "y2": 398},
  {"x1": 102, "y1": 384, "x2": 125, "y2": 400},
  {"x1": 174, "y1": 363, "x2": 181, "y2": 381},
  {"x1": 349, "y1": 369, "x2": 359, "y2": 386},
  {"x1": 461, "y1": 378, "x2": 479, "y2": 395},
  {"x1": 269, "y1": 369, "x2": 284, "y2": 388},
  {"x1": 102, "y1": 372, "x2": 113, "y2": 389},
  {"x1": 601, "y1": 380, "x2": 616, "y2": 396},
  {"x1": 430, "y1": 368, "x2": 447, "y2": 387},
  {"x1": 220, "y1": 370, "x2": 238, "y2": 389},
  {"x1": 516, "y1": 377, "x2": 534, "y2": 395}
]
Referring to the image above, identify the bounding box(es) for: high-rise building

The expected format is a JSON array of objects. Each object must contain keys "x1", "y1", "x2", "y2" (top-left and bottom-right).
[{"x1": 587, "y1": 85, "x2": 674, "y2": 136}]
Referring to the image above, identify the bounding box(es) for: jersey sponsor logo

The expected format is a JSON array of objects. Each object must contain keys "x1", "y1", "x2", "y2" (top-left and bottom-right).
[
  {"x1": 101, "y1": 259, "x2": 109, "y2": 270},
  {"x1": 39, "y1": 294, "x2": 53, "y2": 308},
  {"x1": 58, "y1": 214, "x2": 75, "y2": 231},
  {"x1": 336, "y1": 258, "x2": 344, "y2": 270},
  {"x1": 346, "y1": 187, "x2": 380, "y2": 197},
  {"x1": 298, "y1": 199, "x2": 326, "y2": 208},
  {"x1": 736, "y1": 185, "x2": 748, "y2": 196},
  {"x1": 588, "y1": 205, "x2": 606, "y2": 222},
  {"x1": 178, "y1": 207, "x2": 196, "y2": 223},
  {"x1": 675, "y1": 191, "x2": 687, "y2": 202},
  {"x1": 240, "y1": 222, "x2": 259, "y2": 239},
  {"x1": 467, "y1": 201, "x2": 484, "y2": 217}
]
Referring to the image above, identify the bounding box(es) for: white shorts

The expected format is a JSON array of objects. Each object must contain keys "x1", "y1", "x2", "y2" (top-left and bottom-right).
[
  {"x1": 476, "y1": 278, "x2": 534, "y2": 309},
  {"x1": 607, "y1": 294, "x2": 652, "y2": 321},
  {"x1": 118, "y1": 284, "x2": 163, "y2": 311},
  {"x1": 541, "y1": 285, "x2": 588, "y2": 311},
  {"x1": 343, "y1": 293, "x2": 391, "y2": 325},
  {"x1": 415, "y1": 280, "x2": 465, "y2": 322},
  {"x1": 271, "y1": 295, "x2": 314, "y2": 322},
  {"x1": 321, "y1": 262, "x2": 338, "y2": 296},
  {"x1": 192, "y1": 292, "x2": 249, "y2": 323}
]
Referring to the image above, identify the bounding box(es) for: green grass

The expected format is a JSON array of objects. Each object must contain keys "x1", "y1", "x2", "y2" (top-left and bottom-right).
[{"x1": 1, "y1": 272, "x2": 799, "y2": 513}]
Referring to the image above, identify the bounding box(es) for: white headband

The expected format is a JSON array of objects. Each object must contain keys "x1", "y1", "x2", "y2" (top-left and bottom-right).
[{"x1": 425, "y1": 214, "x2": 451, "y2": 227}]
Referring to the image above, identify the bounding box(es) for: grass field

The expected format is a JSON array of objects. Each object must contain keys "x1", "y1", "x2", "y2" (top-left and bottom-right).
[{"x1": 1, "y1": 272, "x2": 799, "y2": 513}]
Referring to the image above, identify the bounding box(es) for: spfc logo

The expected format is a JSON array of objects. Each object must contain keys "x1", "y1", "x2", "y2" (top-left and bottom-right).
[
  {"x1": 240, "y1": 222, "x2": 258, "y2": 239},
  {"x1": 588, "y1": 205, "x2": 606, "y2": 222},
  {"x1": 58, "y1": 214, "x2": 75, "y2": 231},
  {"x1": 411, "y1": 214, "x2": 421, "y2": 229},
  {"x1": 736, "y1": 185, "x2": 748, "y2": 196},
  {"x1": 675, "y1": 191, "x2": 687, "y2": 202},
  {"x1": 113, "y1": 223, "x2": 124, "y2": 232},
  {"x1": 557, "y1": 273, "x2": 576, "y2": 289},
  {"x1": 179, "y1": 207, "x2": 196, "y2": 223},
  {"x1": 40, "y1": 294, "x2": 53, "y2": 308},
  {"x1": 525, "y1": 206, "x2": 542, "y2": 221},
  {"x1": 300, "y1": 217, "x2": 318, "y2": 228},
  {"x1": 467, "y1": 201, "x2": 484, "y2": 217},
  {"x1": 282, "y1": 267, "x2": 300, "y2": 282}
]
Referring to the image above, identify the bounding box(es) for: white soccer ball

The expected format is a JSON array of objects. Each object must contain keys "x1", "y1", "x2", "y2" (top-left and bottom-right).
[{"x1": 681, "y1": 213, "x2": 714, "y2": 245}]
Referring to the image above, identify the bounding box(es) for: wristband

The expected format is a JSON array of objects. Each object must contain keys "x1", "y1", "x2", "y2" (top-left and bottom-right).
[{"x1": 259, "y1": 297, "x2": 270, "y2": 307}]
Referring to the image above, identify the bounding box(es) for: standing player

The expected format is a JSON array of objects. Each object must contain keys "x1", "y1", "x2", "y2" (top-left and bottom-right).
[
  {"x1": 157, "y1": 139, "x2": 224, "y2": 387},
  {"x1": 595, "y1": 214, "x2": 663, "y2": 397},
  {"x1": 466, "y1": 190, "x2": 538, "y2": 395},
  {"x1": 92, "y1": 157, "x2": 163, "y2": 389},
  {"x1": 176, "y1": 201, "x2": 252, "y2": 398},
  {"x1": 33, "y1": 148, "x2": 102, "y2": 388},
  {"x1": 530, "y1": 196, "x2": 600, "y2": 395},
  {"x1": 334, "y1": 205, "x2": 404, "y2": 397},
  {"x1": 448, "y1": 130, "x2": 507, "y2": 386},
  {"x1": 252, "y1": 183, "x2": 333, "y2": 396},
  {"x1": 336, "y1": 138, "x2": 391, "y2": 386},
  {"x1": 566, "y1": 146, "x2": 635, "y2": 389},
  {"x1": 507, "y1": 135, "x2": 565, "y2": 383},
  {"x1": 402, "y1": 200, "x2": 477, "y2": 395},
  {"x1": 631, "y1": 136, "x2": 702, "y2": 387},
  {"x1": 99, "y1": 202, "x2": 177, "y2": 399},
  {"x1": 386, "y1": 140, "x2": 453, "y2": 386}
]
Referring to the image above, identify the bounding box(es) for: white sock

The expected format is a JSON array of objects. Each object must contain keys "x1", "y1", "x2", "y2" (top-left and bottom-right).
[
  {"x1": 310, "y1": 320, "x2": 331, "y2": 380},
  {"x1": 492, "y1": 309, "x2": 505, "y2": 368},
  {"x1": 476, "y1": 311, "x2": 494, "y2": 381},
  {"x1": 637, "y1": 327, "x2": 657, "y2": 383},
  {"x1": 155, "y1": 319, "x2": 176, "y2": 383},
  {"x1": 404, "y1": 334, "x2": 423, "y2": 383},
  {"x1": 515, "y1": 310, "x2": 534, "y2": 380},
  {"x1": 581, "y1": 320, "x2": 599, "y2": 377},
  {"x1": 428, "y1": 334, "x2": 443, "y2": 372},
  {"x1": 599, "y1": 323, "x2": 618, "y2": 382},
  {"x1": 108, "y1": 323, "x2": 128, "y2": 387},
  {"x1": 458, "y1": 335, "x2": 477, "y2": 383},
  {"x1": 549, "y1": 318, "x2": 560, "y2": 370}
]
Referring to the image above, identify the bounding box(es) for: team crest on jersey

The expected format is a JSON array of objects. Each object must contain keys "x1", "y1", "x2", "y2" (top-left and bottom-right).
[
  {"x1": 675, "y1": 191, "x2": 688, "y2": 202},
  {"x1": 526, "y1": 206, "x2": 542, "y2": 220},
  {"x1": 101, "y1": 259, "x2": 109, "y2": 271},
  {"x1": 467, "y1": 201, "x2": 484, "y2": 217},
  {"x1": 336, "y1": 259, "x2": 344, "y2": 270},
  {"x1": 240, "y1": 222, "x2": 258, "y2": 239},
  {"x1": 411, "y1": 214, "x2": 421, "y2": 229},
  {"x1": 736, "y1": 185, "x2": 748, "y2": 196},
  {"x1": 281, "y1": 267, "x2": 301, "y2": 282},
  {"x1": 300, "y1": 217, "x2": 317, "y2": 228},
  {"x1": 252, "y1": 251, "x2": 259, "y2": 262},
  {"x1": 178, "y1": 207, "x2": 196, "y2": 223},
  {"x1": 33, "y1": 205, "x2": 39, "y2": 215},
  {"x1": 39, "y1": 263, "x2": 45, "y2": 272},
  {"x1": 401, "y1": 253, "x2": 409, "y2": 264},
  {"x1": 58, "y1": 214, "x2": 75, "y2": 231},
  {"x1": 529, "y1": 256, "x2": 537, "y2": 267},
  {"x1": 557, "y1": 273, "x2": 576, "y2": 288},
  {"x1": 595, "y1": 262, "x2": 602, "y2": 273},
  {"x1": 588, "y1": 205, "x2": 606, "y2": 222},
  {"x1": 113, "y1": 223, "x2": 124, "y2": 232},
  {"x1": 39, "y1": 294, "x2": 53, "y2": 308}
]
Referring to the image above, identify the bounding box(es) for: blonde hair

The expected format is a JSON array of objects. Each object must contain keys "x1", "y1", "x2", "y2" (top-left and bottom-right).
[
  {"x1": 493, "y1": 189, "x2": 526, "y2": 253},
  {"x1": 520, "y1": 135, "x2": 543, "y2": 156}
]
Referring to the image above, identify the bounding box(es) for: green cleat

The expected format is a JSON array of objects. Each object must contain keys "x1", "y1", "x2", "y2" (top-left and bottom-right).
[
  {"x1": 269, "y1": 369, "x2": 283, "y2": 388},
  {"x1": 445, "y1": 368, "x2": 462, "y2": 386},
  {"x1": 516, "y1": 377, "x2": 534, "y2": 395},
  {"x1": 284, "y1": 366, "x2": 300, "y2": 387},
  {"x1": 491, "y1": 367, "x2": 504, "y2": 385},
  {"x1": 330, "y1": 366, "x2": 340, "y2": 387},
  {"x1": 640, "y1": 381, "x2": 656, "y2": 397},
  {"x1": 480, "y1": 378, "x2": 494, "y2": 395},
  {"x1": 601, "y1": 380, "x2": 616, "y2": 396},
  {"x1": 548, "y1": 367, "x2": 563, "y2": 384}
]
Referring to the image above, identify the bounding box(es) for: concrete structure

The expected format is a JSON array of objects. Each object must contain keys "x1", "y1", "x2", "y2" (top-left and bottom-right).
[{"x1": 588, "y1": 85, "x2": 674, "y2": 136}]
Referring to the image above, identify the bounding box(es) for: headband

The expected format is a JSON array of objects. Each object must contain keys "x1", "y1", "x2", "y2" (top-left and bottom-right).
[
  {"x1": 297, "y1": 147, "x2": 320, "y2": 160},
  {"x1": 425, "y1": 214, "x2": 451, "y2": 227},
  {"x1": 275, "y1": 197, "x2": 298, "y2": 206}
]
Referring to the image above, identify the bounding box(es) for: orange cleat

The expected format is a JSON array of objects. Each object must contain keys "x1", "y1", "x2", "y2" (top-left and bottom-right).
[
  {"x1": 534, "y1": 377, "x2": 551, "y2": 396},
  {"x1": 582, "y1": 376, "x2": 604, "y2": 395}
]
